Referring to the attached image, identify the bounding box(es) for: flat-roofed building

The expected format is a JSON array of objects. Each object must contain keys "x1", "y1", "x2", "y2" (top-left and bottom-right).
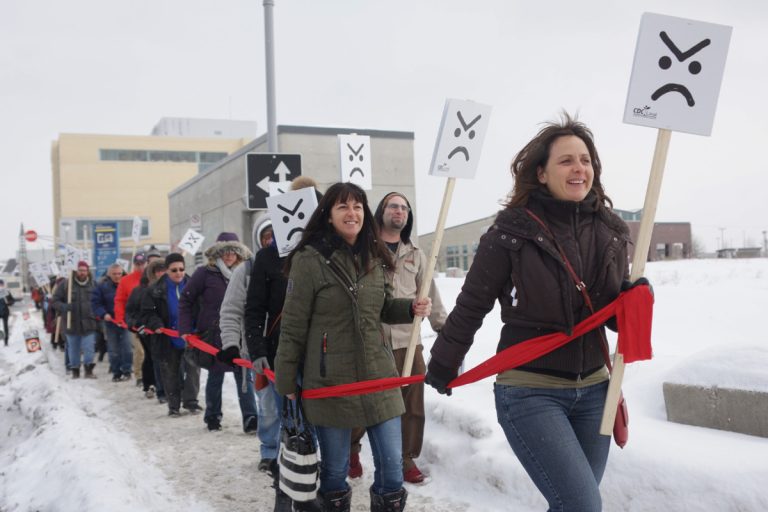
[
  {"x1": 168, "y1": 125, "x2": 415, "y2": 266},
  {"x1": 51, "y1": 122, "x2": 252, "y2": 258}
]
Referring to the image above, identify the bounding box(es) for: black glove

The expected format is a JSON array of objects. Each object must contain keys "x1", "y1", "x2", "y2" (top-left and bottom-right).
[
  {"x1": 59, "y1": 303, "x2": 72, "y2": 313},
  {"x1": 425, "y1": 359, "x2": 458, "y2": 396},
  {"x1": 621, "y1": 277, "x2": 654, "y2": 299},
  {"x1": 216, "y1": 345, "x2": 240, "y2": 366}
]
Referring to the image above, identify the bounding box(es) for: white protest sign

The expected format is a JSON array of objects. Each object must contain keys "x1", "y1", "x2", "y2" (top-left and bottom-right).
[
  {"x1": 131, "y1": 216, "x2": 143, "y2": 244},
  {"x1": 267, "y1": 187, "x2": 318, "y2": 257},
  {"x1": 0, "y1": 289, "x2": 7, "y2": 299},
  {"x1": 429, "y1": 99, "x2": 492, "y2": 179},
  {"x1": 64, "y1": 245, "x2": 80, "y2": 271},
  {"x1": 178, "y1": 229, "x2": 205, "y2": 255},
  {"x1": 339, "y1": 134, "x2": 372, "y2": 190},
  {"x1": 48, "y1": 261, "x2": 60, "y2": 277},
  {"x1": 116, "y1": 258, "x2": 130, "y2": 273},
  {"x1": 624, "y1": 13, "x2": 732, "y2": 136},
  {"x1": 29, "y1": 262, "x2": 49, "y2": 287}
]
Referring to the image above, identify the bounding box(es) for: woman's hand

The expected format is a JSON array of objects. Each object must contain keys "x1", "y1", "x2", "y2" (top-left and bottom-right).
[
  {"x1": 412, "y1": 297, "x2": 432, "y2": 317},
  {"x1": 286, "y1": 393, "x2": 296, "y2": 400}
]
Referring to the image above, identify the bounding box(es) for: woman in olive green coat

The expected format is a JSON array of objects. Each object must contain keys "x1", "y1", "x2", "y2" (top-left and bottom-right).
[{"x1": 275, "y1": 182, "x2": 431, "y2": 512}]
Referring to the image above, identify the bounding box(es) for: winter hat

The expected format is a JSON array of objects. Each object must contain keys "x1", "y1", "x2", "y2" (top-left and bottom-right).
[
  {"x1": 77, "y1": 260, "x2": 90, "y2": 270},
  {"x1": 216, "y1": 232, "x2": 239, "y2": 243},
  {"x1": 145, "y1": 246, "x2": 163, "y2": 259},
  {"x1": 133, "y1": 252, "x2": 147, "y2": 264},
  {"x1": 165, "y1": 252, "x2": 185, "y2": 267}
]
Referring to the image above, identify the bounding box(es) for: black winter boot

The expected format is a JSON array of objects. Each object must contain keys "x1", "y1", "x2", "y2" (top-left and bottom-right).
[
  {"x1": 71, "y1": 367, "x2": 81, "y2": 379},
  {"x1": 370, "y1": 487, "x2": 407, "y2": 512},
  {"x1": 84, "y1": 364, "x2": 97, "y2": 379},
  {"x1": 321, "y1": 489, "x2": 352, "y2": 512}
]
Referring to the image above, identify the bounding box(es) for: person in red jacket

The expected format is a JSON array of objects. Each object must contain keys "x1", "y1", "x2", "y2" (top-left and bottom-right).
[{"x1": 115, "y1": 253, "x2": 148, "y2": 383}]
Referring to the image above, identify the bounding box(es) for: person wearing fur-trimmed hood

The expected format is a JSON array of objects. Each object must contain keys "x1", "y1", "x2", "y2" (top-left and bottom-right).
[{"x1": 178, "y1": 232, "x2": 258, "y2": 433}]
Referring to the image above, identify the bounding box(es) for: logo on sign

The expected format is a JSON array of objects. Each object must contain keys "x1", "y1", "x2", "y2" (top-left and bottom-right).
[
  {"x1": 96, "y1": 233, "x2": 114, "y2": 244},
  {"x1": 632, "y1": 105, "x2": 658, "y2": 119}
]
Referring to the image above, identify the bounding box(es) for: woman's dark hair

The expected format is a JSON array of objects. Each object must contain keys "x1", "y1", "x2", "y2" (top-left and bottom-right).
[
  {"x1": 505, "y1": 112, "x2": 613, "y2": 209},
  {"x1": 284, "y1": 182, "x2": 393, "y2": 275}
]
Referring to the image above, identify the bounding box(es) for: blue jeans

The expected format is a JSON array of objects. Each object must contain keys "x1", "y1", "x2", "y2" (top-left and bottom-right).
[
  {"x1": 256, "y1": 381, "x2": 282, "y2": 459},
  {"x1": 204, "y1": 368, "x2": 258, "y2": 428},
  {"x1": 105, "y1": 322, "x2": 133, "y2": 375},
  {"x1": 67, "y1": 332, "x2": 96, "y2": 368},
  {"x1": 315, "y1": 416, "x2": 403, "y2": 495},
  {"x1": 494, "y1": 381, "x2": 611, "y2": 512}
]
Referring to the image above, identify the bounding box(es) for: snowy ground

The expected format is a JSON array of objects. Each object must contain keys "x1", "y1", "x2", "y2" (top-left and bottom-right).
[{"x1": 2, "y1": 258, "x2": 768, "y2": 511}]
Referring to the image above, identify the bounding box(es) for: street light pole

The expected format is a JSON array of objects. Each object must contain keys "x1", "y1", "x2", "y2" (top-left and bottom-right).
[{"x1": 263, "y1": 0, "x2": 278, "y2": 152}]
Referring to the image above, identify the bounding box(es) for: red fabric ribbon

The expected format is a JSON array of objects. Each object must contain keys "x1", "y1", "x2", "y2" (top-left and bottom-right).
[{"x1": 107, "y1": 285, "x2": 653, "y2": 399}]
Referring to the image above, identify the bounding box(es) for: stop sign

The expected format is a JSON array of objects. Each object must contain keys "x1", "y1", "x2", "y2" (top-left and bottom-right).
[{"x1": 24, "y1": 230, "x2": 37, "y2": 242}]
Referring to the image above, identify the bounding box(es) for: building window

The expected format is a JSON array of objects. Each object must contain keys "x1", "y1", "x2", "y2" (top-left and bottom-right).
[
  {"x1": 199, "y1": 152, "x2": 227, "y2": 163},
  {"x1": 148, "y1": 150, "x2": 196, "y2": 163},
  {"x1": 446, "y1": 245, "x2": 460, "y2": 268},
  {"x1": 100, "y1": 149, "x2": 148, "y2": 161},
  {"x1": 75, "y1": 219, "x2": 150, "y2": 241},
  {"x1": 100, "y1": 149, "x2": 228, "y2": 168}
]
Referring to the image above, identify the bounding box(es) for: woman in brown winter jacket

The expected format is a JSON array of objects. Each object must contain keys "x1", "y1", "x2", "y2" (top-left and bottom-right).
[{"x1": 426, "y1": 113, "x2": 644, "y2": 511}]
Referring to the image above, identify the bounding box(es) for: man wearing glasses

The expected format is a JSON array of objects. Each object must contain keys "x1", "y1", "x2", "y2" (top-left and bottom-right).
[
  {"x1": 348, "y1": 192, "x2": 447, "y2": 484},
  {"x1": 140, "y1": 252, "x2": 200, "y2": 417}
]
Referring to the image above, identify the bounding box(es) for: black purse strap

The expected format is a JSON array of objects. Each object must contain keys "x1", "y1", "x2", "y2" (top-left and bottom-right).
[
  {"x1": 525, "y1": 208, "x2": 614, "y2": 372},
  {"x1": 282, "y1": 387, "x2": 310, "y2": 431}
]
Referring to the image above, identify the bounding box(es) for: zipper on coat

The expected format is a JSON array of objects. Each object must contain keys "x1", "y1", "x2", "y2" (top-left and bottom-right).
[{"x1": 320, "y1": 332, "x2": 327, "y2": 377}]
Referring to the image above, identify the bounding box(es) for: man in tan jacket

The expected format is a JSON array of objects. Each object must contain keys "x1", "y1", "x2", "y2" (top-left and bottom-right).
[{"x1": 349, "y1": 191, "x2": 447, "y2": 484}]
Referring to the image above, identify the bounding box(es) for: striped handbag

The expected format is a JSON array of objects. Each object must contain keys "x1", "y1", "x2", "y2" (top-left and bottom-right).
[{"x1": 278, "y1": 393, "x2": 319, "y2": 502}]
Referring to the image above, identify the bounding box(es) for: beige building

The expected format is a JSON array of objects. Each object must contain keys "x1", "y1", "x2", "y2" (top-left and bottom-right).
[
  {"x1": 420, "y1": 210, "x2": 693, "y2": 273},
  {"x1": 51, "y1": 129, "x2": 251, "y2": 257}
]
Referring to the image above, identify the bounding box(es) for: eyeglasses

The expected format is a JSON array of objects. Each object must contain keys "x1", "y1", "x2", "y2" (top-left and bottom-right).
[
  {"x1": 169, "y1": 268, "x2": 185, "y2": 273},
  {"x1": 386, "y1": 204, "x2": 410, "y2": 212}
]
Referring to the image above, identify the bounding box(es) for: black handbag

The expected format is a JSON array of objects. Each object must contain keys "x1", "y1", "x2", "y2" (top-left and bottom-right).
[{"x1": 278, "y1": 392, "x2": 319, "y2": 502}]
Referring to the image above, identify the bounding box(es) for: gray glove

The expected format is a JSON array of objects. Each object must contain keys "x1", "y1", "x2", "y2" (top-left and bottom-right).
[{"x1": 252, "y1": 356, "x2": 270, "y2": 375}]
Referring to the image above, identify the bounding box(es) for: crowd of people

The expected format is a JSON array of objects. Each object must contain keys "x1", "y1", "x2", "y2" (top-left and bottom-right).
[{"x1": 13, "y1": 115, "x2": 648, "y2": 512}]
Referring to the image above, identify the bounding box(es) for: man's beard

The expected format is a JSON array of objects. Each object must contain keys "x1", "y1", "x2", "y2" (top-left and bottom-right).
[{"x1": 387, "y1": 218, "x2": 406, "y2": 231}]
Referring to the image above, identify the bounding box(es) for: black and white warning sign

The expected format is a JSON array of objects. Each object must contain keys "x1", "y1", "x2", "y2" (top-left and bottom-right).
[
  {"x1": 245, "y1": 153, "x2": 302, "y2": 210},
  {"x1": 624, "y1": 13, "x2": 732, "y2": 136}
]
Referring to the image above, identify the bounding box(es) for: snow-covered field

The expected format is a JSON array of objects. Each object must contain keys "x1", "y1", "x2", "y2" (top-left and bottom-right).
[{"x1": 2, "y1": 258, "x2": 767, "y2": 511}]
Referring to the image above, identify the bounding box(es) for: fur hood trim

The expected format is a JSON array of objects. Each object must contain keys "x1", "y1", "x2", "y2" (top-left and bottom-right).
[{"x1": 204, "y1": 240, "x2": 253, "y2": 264}]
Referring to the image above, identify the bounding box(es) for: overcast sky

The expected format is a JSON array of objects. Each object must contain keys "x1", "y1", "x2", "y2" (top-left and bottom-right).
[{"x1": 2, "y1": 0, "x2": 766, "y2": 261}]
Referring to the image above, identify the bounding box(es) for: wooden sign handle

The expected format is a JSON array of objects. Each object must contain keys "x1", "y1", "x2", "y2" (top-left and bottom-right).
[
  {"x1": 600, "y1": 128, "x2": 671, "y2": 435},
  {"x1": 402, "y1": 177, "x2": 456, "y2": 377}
]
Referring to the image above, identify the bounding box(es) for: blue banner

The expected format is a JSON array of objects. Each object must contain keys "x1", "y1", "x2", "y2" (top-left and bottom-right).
[{"x1": 92, "y1": 222, "x2": 120, "y2": 278}]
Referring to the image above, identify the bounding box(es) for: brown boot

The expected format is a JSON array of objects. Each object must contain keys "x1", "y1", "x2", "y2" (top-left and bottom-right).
[{"x1": 84, "y1": 364, "x2": 97, "y2": 379}]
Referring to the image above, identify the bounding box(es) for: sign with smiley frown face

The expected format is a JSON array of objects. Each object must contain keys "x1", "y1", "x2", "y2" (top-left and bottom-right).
[
  {"x1": 624, "y1": 13, "x2": 732, "y2": 136},
  {"x1": 267, "y1": 187, "x2": 318, "y2": 257},
  {"x1": 429, "y1": 99, "x2": 492, "y2": 179},
  {"x1": 339, "y1": 134, "x2": 373, "y2": 190}
]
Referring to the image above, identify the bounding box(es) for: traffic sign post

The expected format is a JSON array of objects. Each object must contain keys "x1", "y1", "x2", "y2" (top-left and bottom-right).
[{"x1": 245, "y1": 153, "x2": 302, "y2": 210}]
